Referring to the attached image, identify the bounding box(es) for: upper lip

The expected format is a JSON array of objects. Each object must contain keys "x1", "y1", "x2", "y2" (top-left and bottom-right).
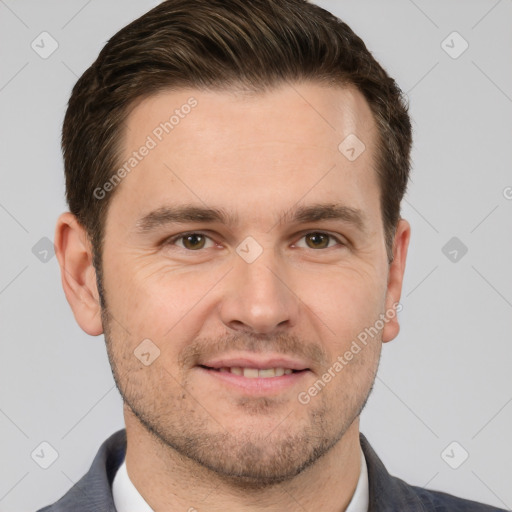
[{"x1": 199, "y1": 354, "x2": 310, "y2": 371}]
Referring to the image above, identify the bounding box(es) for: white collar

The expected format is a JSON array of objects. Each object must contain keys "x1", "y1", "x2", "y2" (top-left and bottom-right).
[
  {"x1": 112, "y1": 447, "x2": 369, "y2": 512},
  {"x1": 346, "y1": 448, "x2": 369, "y2": 512},
  {"x1": 112, "y1": 455, "x2": 153, "y2": 512}
]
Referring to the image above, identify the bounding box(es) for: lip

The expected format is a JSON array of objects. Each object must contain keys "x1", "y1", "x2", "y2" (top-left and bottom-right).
[
  {"x1": 197, "y1": 365, "x2": 311, "y2": 395},
  {"x1": 199, "y1": 355, "x2": 310, "y2": 371}
]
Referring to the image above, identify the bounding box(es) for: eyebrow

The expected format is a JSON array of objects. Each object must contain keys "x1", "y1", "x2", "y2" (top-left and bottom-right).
[{"x1": 134, "y1": 203, "x2": 367, "y2": 234}]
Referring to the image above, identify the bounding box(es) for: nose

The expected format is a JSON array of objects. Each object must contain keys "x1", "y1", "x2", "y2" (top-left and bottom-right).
[{"x1": 219, "y1": 249, "x2": 300, "y2": 335}]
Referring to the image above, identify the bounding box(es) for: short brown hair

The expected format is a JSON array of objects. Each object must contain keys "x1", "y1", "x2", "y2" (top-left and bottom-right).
[{"x1": 62, "y1": 0, "x2": 412, "y2": 281}]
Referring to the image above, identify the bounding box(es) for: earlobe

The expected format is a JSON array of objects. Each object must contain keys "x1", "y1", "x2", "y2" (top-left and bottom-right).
[
  {"x1": 54, "y1": 212, "x2": 104, "y2": 336},
  {"x1": 382, "y1": 218, "x2": 411, "y2": 343}
]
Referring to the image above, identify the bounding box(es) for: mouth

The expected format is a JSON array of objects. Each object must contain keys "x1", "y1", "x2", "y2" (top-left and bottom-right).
[
  {"x1": 198, "y1": 365, "x2": 309, "y2": 378},
  {"x1": 196, "y1": 356, "x2": 312, "y2": 395}
]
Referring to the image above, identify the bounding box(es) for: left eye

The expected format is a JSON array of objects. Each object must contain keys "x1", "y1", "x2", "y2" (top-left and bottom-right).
[
  {"x1": 167, "y1": 232, "x2": 343, "y2": 251},
  {"x1": 294, "y1": 232, "x2": 343, "y2": 250}
]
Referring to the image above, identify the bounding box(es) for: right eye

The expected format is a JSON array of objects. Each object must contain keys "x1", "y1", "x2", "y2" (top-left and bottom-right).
[{"x1": 166, "y1": 232, "x2": 216, "y2": 251}]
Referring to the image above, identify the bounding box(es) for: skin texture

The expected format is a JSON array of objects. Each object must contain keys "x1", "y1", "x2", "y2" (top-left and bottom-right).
[{"x1": 55, "y1": 81, "x2": 410, "y2": 511}]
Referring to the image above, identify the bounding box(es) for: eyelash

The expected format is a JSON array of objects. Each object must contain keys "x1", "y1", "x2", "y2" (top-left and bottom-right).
[{"x1": 165, "y1": 231, "x2": 346, "y2": 251}]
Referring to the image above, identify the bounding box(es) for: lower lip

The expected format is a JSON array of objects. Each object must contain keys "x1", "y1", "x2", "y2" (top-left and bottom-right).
[{"x1": 197, "y1": 366, "x2": 311, "y2": 395}]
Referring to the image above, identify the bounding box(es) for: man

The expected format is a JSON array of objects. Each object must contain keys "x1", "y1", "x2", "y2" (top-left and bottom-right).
[{"x1": 37, "y1": 0, "x2": 505, "y2": 510}]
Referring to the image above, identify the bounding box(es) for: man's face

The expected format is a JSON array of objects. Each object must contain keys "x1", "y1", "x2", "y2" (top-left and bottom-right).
[{"x1": 99, "y1": 82, "x2": 402, "y2": 484}]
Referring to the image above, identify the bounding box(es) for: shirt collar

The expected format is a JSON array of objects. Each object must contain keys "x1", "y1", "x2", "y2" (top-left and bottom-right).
[
  {"x1": 112, "y1": 456, "x2": 153, "y2": 512},
  {"x1": 346, "y1": 447, "x2": 369, "y2": 512}
]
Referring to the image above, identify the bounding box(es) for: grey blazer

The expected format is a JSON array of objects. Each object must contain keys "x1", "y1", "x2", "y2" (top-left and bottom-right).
[{"x1": 36, "y1": 429, "x2": 507, "y2": 511}]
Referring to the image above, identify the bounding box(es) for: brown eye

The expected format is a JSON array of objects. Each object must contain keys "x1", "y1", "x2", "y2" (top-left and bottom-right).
[
  {"x1": 168, "y1": 233, "x2": 213, "y2": 251},
  {"x1": 294, "y1": 232, "x2": 345, "y2": 250},
  {"x1": 181, "y1": 233, "x2": 206, "y2": 250},
  {"x1": 304, "y1": 232, "x2": 331, "y2": 249}
]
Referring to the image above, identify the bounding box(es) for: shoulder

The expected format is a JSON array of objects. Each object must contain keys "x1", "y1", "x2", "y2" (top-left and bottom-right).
[
  {"x1": 359, "y1": 433, "x2": 507, "y2": 512},
  {"x1": 395, "y1": 475, "x2": 507, "y2": 512},
  {"x1": 35, "y1": 429, "x2": 126, "y2": 512}
]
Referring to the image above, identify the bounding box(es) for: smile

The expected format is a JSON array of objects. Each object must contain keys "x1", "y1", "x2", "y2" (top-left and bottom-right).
[
  {"x1": 200, "y1": 366, "x2": 305, "y2": 378},
  {"x1": 197, "y1": 364, "x2": 311, "y2": 395}
]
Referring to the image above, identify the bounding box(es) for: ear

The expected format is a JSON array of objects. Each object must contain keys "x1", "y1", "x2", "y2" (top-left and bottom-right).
[
  {"x1": 54, "y1": 212, "x2": 103, "y2": 336},
  {"x1": 382, "y1": 218, "x2": 411, "y2": 343}
]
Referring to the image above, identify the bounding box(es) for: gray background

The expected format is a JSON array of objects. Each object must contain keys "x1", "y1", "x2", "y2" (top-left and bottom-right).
[{"x1": 1, "y1": 0, "x2": 511, "y2": 510}]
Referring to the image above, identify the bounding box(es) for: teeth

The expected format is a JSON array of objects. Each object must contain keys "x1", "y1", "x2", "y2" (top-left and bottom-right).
[{"x1": 216, "y1": 367, "x2": 297, "y2": 378}]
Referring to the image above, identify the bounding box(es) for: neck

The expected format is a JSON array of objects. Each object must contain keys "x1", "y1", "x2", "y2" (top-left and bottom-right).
[{"x1": 123, "y1": 407, "x2": 362, "y2": 512}]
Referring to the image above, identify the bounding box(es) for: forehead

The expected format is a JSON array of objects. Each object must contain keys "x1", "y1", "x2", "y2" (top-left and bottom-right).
[
  {"x1": 124, "y1": 82, "x2": 376, "y2": 153},
  {"x1": 108, "y1": 82, "x2": 381, "y2": 231}
]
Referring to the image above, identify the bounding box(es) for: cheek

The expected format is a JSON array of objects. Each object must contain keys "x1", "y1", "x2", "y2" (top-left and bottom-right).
[
  {"x1": 297, "y1": 265, "x2": 387, "y2": 340},
  {"x1": 103, "y1": 255, "x2": 226, "y2": 340}
]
